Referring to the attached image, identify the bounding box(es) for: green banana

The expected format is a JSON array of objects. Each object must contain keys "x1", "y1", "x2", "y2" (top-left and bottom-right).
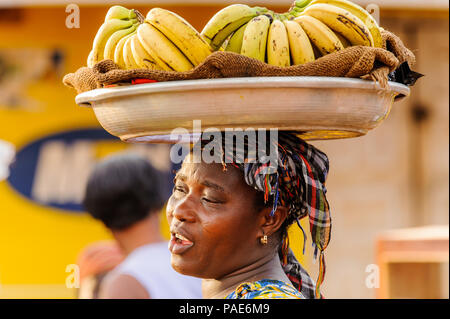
[
  {"x1": 91, "y1": 18, "x2": 137, "y2": 65},
  {"x1": 103, "y1": 23, "x2": 138, "y2": 61},
  {"x1": 225, "y1": 23, "x2": 248, "y2": 53},
  {"x1": 201, "y1": 4, "x2": 265, "y2": 50},
  {"x1": 105, "y1": 5, "x2": 137, "y2": 21}
]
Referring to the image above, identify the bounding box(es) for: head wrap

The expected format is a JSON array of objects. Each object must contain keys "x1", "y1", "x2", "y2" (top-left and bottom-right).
[{"x1": 194, "y1": 131, "x2": 331, "y2": 299}]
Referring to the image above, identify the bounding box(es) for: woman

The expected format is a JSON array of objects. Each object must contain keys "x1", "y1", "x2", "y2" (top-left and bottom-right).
[{"x1": 166, "y1": 131, "x2": 331, "y2": 299}]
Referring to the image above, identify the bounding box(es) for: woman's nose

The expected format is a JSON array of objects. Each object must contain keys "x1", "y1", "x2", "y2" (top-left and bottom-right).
[{"x1": 171, "y1": 194, "x2": 196, "y2": 223}]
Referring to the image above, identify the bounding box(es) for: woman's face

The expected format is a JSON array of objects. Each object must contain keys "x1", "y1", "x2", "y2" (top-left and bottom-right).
[{"x1": 166, "y1": 157, "x2": 265, "y2": 279}]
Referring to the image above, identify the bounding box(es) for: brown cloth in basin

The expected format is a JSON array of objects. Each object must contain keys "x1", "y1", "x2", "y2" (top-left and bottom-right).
[{"x1": 63, "y1": 29, "x2": 415, "y2": 94}]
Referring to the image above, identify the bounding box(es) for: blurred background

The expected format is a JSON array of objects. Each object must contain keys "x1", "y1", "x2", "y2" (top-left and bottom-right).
[{"x1": 0, "y1": 0, "x2": 448, "y2": 299}]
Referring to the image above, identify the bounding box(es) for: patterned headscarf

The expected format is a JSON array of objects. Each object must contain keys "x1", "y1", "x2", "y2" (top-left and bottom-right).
[{"x1": 194, "y1": 131, "x2": 331, "y2": 299}]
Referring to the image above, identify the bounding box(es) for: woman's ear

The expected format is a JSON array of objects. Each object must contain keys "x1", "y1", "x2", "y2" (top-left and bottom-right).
[{"x1": 258, "y1": 205, "x2": 288, "y2": 238}]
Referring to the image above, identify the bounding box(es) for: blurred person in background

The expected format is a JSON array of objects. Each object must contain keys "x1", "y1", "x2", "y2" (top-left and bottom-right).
[{"x1": 82, "y1": 153, "x2": 202, "y2": 299}]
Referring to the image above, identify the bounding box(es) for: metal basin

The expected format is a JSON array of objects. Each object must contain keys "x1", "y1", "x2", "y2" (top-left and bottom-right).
[{"x1": 75, "y1": 76, "x2": 410, "y2": 143}]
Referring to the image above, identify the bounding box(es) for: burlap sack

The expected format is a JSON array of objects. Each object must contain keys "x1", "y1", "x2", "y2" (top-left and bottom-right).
[{"x1": 63, "y1": 29, "x2": 415, "y2": 94}]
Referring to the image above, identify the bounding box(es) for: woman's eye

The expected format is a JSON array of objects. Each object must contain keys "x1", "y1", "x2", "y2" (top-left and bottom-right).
[
  {"x1": 173, "y1": 186, "x2": 187, "y2": 194},
  {"x1": 201, "y1": 197, "x2": 222, "y2": 204}
]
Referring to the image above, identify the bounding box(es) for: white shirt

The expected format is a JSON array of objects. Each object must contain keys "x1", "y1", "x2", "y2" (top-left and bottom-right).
[{"x1": 112, "y1": 241, "x2": 202, "y2": 299}]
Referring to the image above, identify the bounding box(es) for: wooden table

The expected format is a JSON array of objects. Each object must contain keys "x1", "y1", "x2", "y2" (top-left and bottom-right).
[{"x1": 376, "y1": 225, "x2": 449, "y2": 299}]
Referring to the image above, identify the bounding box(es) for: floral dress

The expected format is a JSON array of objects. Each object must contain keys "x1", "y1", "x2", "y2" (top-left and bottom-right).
[{"x1": 225, "y1": 279, "x2": 305, "y2": 299}]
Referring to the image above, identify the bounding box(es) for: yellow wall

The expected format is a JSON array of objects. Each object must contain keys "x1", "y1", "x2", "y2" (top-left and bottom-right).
[{"x1": 0, "y1": 4, "x2": 308, "y2": 298}]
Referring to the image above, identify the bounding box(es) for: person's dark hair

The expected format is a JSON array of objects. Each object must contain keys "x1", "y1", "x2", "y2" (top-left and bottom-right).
[{"x1": 83, "y1": 153, "x2": 166, "y2": 231}]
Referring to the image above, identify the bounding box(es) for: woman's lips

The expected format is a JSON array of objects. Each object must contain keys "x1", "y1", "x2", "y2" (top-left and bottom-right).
[{"x1": 168, "y1": 233, "x2": 194, "y2": 254}]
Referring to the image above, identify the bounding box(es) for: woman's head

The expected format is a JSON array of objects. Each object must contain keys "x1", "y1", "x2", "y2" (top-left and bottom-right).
[
  {"x1": 166, "y1": 131, "x2": 331, "y2": 298},
  {"x1": 166, "y1": 157, "x2": 289, "y2": 279}
]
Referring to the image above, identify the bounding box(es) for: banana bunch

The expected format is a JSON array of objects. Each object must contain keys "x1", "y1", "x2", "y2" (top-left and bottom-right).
[
  {"x1": 88, "y1": 0, "x2": 383, "y2": 72},
  {"x1": 88, "y1": 6, "x2": 212, "y2": 71},
  {"x1": 202, "y1": 0, "x2": 383, "y2": 67}
]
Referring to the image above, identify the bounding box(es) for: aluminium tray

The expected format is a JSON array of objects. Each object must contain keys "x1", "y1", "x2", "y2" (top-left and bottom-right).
[{"x1": 75, "y1": 76, "x2": 410, "y2": 143}]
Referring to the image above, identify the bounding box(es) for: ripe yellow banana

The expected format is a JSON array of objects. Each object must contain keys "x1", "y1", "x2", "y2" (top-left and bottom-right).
[
  {"x1": 137, "y1": 23, "x2": 193, "y2": 71},
  {"x1": 294, "y1": 15, "x2": 343, "y2": 55},
  {"x1": 104, "y1": 23, "x2": 138, "y2": 61},
  {"x1": 87, "y1": 50, "x2": 95, "y2": 67},
  {"x1": 284, "y1": 20, "x2": 315, "y2": 65},
  {"x1": 311, "y1": 42, "x2": 323, "y2": 59},
  {"x1": 201, "y1": 4, "x2": 264, "y2": 50},
  {"x1": 114, "y1": 31, "x2": 135, "y2": 68},
  {"x1": 309, "y1": 0, "x2": 382, "y2": 47},
  {"x1": 302, "y1": 3, "x2": 373, "y2": 46},
  {"x1": 146, "y1": 8, "x2": 212, "y2": 66},
  {"x1": 225, "y1": 23, "x2": 248, "y2": 53},
  {"x1": 267, "y1": 19, "x2": 290, "y2": 67},
  {"x1": 123, "y1": 35, "x2": 140, "y2": 69},
  {"x1": 240, "y1": 15, "x2": 271, "y2": 62},
  {"x1": 334, "y1": 31, "x2": 350, "y2": 48},
  {"x1": 104, "y1": 5, "x2": 137, "y2": 21},
  {"x1": 130, "y1": 33, "x2": 162, "y2": 70},
  {"x1": 91, "y1": 18, "x2": 137, "y2": 65}
]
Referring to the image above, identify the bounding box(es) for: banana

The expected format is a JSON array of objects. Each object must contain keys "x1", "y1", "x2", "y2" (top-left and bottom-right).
[
  {"x1": 334, "y1": 31, "x2": 351, "y2": 48},
  {"x1": 136, "y1": 24, "x2": 173, "y2": 71},
  {"x1": 137, "y1": 23, "x2": 193, "y2": 71},
  {"x1": 225, "y1": 23, "x2": 248, "y2": 53},
  {"x1": 240, "y1": 15, "x2": 271, "y2": 62},
  {"x1": 122, "y1": 35, "x2": 140, "y2": 69},
  {"x1": 87, "y1": 50, "x2": 95, "y2": 67},
  {"x1": 91, "y1": 18, "x2": 137, "y2": 65},
  {"x1": 201, "y1": 4, "x2": 262, "y2": 50},
  {"x1": 130, "y1": 33, "x2": 162, "y2": 70},
  {"x1": 302, "y1": 3, "x2": 373, "y2": 46},
  {"x1": 104, "y1": 23, "x2": 138, "y2": 61},
  {"x1": 309, "y1": 0, "x2": 382, "y2": 47},
  {"x1": 114, "y1": 31, "x2": 135, "y2": 68},
  {"x1": 292, "y1": 0, "x2": 315, "y2": 11},
  {"x1": 146, "y1": 8, "x2": 212, "y2": 66},
  {"x1": 267, "y1": 19, "x2": 290, "y2": 67},
  {"x1": 311, "y1": 42, "x2": 323, "y2": 59},
  {"x1": 294, "y1": 15, "x2": 343, "y2": 55},
  {"x1": 286, "y1": 0, "x2": 315, "y2": 19},
  {"x1": 105, "y1": 5, "x2": 137, "y2": 21},
  {"x1": 284, "y1": 20, "x2": 315, "y2": 65}
]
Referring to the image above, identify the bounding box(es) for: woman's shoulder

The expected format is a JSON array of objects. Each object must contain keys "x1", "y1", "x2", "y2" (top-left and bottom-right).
[{"x1": 225, "y1": 279, "x2": 305, "y2": 299}]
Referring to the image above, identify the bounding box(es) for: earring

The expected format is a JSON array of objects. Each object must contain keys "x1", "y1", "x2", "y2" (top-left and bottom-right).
[{"x1": 260, "y1": 234, "x2": 268, "y2": 245}]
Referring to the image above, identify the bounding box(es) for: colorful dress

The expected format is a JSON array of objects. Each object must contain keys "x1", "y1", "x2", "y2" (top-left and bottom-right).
[{"x1": 225, "y1": 279, "x2": 305, "y2": 299}]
